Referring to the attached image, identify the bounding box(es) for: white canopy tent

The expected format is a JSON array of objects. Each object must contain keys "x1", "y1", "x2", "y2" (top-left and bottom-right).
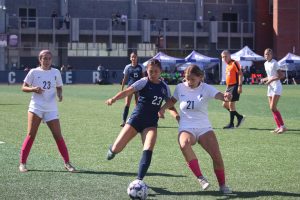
[
  {"x1": 278, "y1": 53, "x2": 300, "y2": 84},
  {"x1": 143, "y1": 52, "x2": 185, "y2": 71},
  {"x1": 221, "y1": 46, "x2": 264, "y2": 84}
]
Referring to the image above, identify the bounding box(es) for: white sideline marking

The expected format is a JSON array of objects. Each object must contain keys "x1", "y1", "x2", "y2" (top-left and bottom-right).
[{"x1": 0, "y1": 141, "x2": 5, "y2": 144}]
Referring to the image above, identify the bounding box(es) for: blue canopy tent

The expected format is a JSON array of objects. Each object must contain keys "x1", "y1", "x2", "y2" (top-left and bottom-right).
[
  {"x1": 278, "y1": 53, "x2": 300, "y2": 84},
  {"x1": 143, "y1": 52, "x2": 185, "y2": 71}
]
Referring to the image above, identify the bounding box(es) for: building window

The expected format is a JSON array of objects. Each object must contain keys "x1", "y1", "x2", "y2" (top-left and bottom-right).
[{"x1": 19, "y1": 8, "x2": 36, "y2": 28}]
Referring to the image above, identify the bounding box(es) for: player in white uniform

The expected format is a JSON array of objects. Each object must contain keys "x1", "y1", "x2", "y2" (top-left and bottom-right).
[
  {"x1": 159, "y1": 64, "x2": 232, "y2": 194},
  {"x1": 261, "y1": 48, "x2": 287, "y2": 134},
  {"x1": 19, "y1": 50, "x2": 76, "y2": 172}
]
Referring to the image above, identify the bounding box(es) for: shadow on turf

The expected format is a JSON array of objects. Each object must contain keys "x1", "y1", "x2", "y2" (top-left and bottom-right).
[
  {"x1": 249, "y1": 127, "x2": 300, "y2": 133},
  {"x1": 78, "y1": 170, "x2": 185, "y2": 178},
  {"x1": 150, "y1": 187, "x2": 300, "y2": 199},
  {"x1": 28, "y1": 169, "x2": 185, "y2": 178}
]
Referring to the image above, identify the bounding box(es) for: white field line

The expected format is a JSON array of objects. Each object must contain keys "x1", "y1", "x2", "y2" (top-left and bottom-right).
[{"x1": 0, "y1": 141, "x2": 5, "y2": 144}]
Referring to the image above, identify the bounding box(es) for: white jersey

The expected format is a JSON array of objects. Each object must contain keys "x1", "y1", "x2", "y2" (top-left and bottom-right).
[
  {"x1": 264, "y1": 59, "x2": 282, "y2": 89},
  {"x1": 173, "y1": 82, "x2": 219, "y2": 129},
  {"x1": 24, "y1": 67, "x2": 63, "y2": 112}
]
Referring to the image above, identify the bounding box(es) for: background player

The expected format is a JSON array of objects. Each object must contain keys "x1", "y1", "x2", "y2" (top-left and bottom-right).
[
  {"x1": 120, "y1": 52, "x2": 145, "y2": 127},
  {"x1": 105, "y1": 59, "x2": 178, "y2": 181},
  {"x1": 19, "y1": 50, "x2": 76, "y2": 173},
  {"x1": 159, "y1": 64, "x2": 232, "y2": 194},
  {"x1": 261, "y1": 48, "x2": 287, "y2": 134}
]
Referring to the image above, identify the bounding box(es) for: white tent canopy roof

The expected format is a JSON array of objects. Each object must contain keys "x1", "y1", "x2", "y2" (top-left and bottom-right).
[
  {"x1": 185, "y1": 50, "x2": 219, "y2": 63},
  {"x1": 278, "y1": 53, "x2": 300, "y2": 71},
  {"x1": 231, "y1": 46, "x2": 265, "y2": 61}
]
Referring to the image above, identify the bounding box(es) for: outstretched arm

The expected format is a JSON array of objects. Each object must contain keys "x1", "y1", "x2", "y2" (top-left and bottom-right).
[
  {"x1": 106, "y1": 86, "x2": 135, "y2": 105},
  {"x1": 215, "y1": 92, "x2": 232, "y2": 102},
  {"x1": 158, "y1": 97, "x2": 177, "y2": 119}
]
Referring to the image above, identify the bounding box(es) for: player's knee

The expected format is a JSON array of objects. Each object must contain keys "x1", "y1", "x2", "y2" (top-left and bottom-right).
[{"x1": 179, "y1": 140, "x2": 191, "y2": 151}]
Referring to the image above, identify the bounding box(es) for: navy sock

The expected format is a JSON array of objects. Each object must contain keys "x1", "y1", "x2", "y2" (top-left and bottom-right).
[
  {"x1": 137, "y1": 150, "x2": 152, "y2": 180},
  {"x1": 122, "y1": 106, "x2": 129, "y2": 122},
  {"x1": 233, "y1": 111, "x2": 242, "y2": 119}
]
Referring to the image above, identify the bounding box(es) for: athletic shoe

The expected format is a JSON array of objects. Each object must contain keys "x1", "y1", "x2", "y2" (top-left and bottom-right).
[
  {"x1": 64, "y1": 162, "x2": 76, "y2": 172},
  {"x1": 277, "y1": 126, "x2": 287, "y2": 134},
  {"x1": 198, "y1": 176, "x2": 210, "y2": 190},
  {"x1": 107, "y1": 145, "x2": 116, "y2": 160},
  {"x1": 219, "y1": 185, "x2": 232, "y2": 194},
  {"x1": 223, "y1": 124, "x2": 235, "y2": 129},
  {"x1": 19, "y1": 163, "x2": 28, "y2": 173},
  {"x1": 270, "y1": 128, "x2": 280, "y2": 133},
  {"x1": 236, "y1": 116, "x2": 245, "y2": 128}
]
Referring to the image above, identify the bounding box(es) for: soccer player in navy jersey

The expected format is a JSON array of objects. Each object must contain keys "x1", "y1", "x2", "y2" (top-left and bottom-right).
[
  {"x1": 159, "y1": 64, "x2": 232, "y2": 194},
  {"x1": 105, "y1": 59, "x2": 178, "y2": 181},
  {"x1": 120, "y1": 52, "x2": 145, "y2": 127}
]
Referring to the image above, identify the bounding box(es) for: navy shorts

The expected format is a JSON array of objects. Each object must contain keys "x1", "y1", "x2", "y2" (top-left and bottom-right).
[
  {"x1": 226, "y1": 84, "x2": 240, "y2": 102},
  {"x1": 127, "y1": 116, "x2": 158, "y2": 133}
]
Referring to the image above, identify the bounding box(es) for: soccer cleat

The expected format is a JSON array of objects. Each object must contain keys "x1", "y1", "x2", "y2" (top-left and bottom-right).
[
  {"x1": 19, "y1": 163, "x2": 28, "y2": 173},
  {"x1": 277, "y1": 126, "x2": 287, "y2": 134},
  {"x1": 236, "y1": 116, "x2": 245, "y2": 128},
  {"x1": 219, "y1": 185, "x2": 232, "y2": 194},
  {"x1": 107, "y1": 145, "x2": 116, "y2": 160},
  {"x1": 64, "y1": 162, "x2": 76, "y2": 172},
  {"x1": 198, "y1": 176, "x2": 210, "y2": 190},
  {"x1": 223, "y1": 124, "x2": 235, "y2": 129},
  {"x1": 270, "y1": 128, "x2": 280, "y2": 133}
]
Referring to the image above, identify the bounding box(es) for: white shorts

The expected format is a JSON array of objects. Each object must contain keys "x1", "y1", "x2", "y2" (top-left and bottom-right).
[
  {"x1": 178, "y1": 127, "x2": 213, "y2": 141},
  {"x1": 267, "y1": 83, "x2": 282, "y2": 96},
  {"x1": 28, "y1": 108, "x2": 59, "y2": 122}
]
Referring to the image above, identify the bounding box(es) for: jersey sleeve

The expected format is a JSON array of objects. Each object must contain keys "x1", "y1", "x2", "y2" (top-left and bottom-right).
[
  {"x1": 23, "y1": 69, "x2": 34, "y2": 85},
  {"x1": 273, "y1": 60, "x2": 280, "y2": 71},
  {"x1": 234, "y1": 61, "x2": 241, "y2": 72},
  {"x1": 123, "y1": 65, "x2": 130, "y2": 75},
  {"x1": 131, "y1": 77, "x2": 147, "y2": 91},
  {"x1": 206, "y1": 84, "x2": 219, "y2": 99},
  {"x1": 173, "y1": 84, "x2": 180, "y2": 100},
  {"x1": 55, "y1": 69, "x2": 63, "y2": 87}
]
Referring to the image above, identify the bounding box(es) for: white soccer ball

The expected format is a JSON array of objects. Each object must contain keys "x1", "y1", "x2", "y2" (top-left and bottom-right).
[{"x1": 127, "y1": 179, "x2": 148, "y2": 200}]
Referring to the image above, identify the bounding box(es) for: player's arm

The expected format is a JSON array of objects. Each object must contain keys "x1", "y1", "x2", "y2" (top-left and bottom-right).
[
  {"x1": 168, "y1": 106, "x2": 180, "y2": 123},
  {"x1": 266, "y1": 69, "x2": 285, "y2": 84},
  {"x1": 22, "y1": 82, "x2": 44, "y2": 94},
  {"x1": 106, "y1": 86, "x2": 135, "y2": 105},
  {"x1": 121, "y1": 74, "x2": 128, "y2": 91},
  {"x1": 237, "y1": 68, "x2": 243, "y2": 94},
  {"x1": 56, "y1": 86, "x2": 63, "y2": 102},
  {"x1": 215, "y1": 92, "x2": 232, "y2": 102},
  {"x1": 158, "y1": 97, "x2": 177, "y2": 119}
]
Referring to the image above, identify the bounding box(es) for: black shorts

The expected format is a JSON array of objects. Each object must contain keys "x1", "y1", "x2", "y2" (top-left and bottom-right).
[
  {"x1": 127, "y1": 116, "x2": 158, "y2": 133},
  {"x1": 226, "y1": 84, "x2": 240, "y2": 102}
]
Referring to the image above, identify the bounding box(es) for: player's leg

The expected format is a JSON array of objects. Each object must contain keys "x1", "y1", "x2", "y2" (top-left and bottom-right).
[
  {"x1": 19, "y1": 111, "x2": 42, "y2": 172},
  {"x1": 198, "y1": 131, "x2": 231, "y2": 193},
  {"x1": 121, "y1": 94, "x2": 133, "y2": 127},
  {"x1": 47, "y1": 118, "x2": 76, "y2": 172},
  {"x1": 270, "y1": 95, "x2": 286, "y2": 133},
  {"x1": 136, "y1": 127, "x2": 157, "y2": 180},
  {"x1": 108, "y1": 124, "x2": 138, "y2": 160},
  {"x1": 179, "y1": 131, "x2": 209, "y2": 190}
]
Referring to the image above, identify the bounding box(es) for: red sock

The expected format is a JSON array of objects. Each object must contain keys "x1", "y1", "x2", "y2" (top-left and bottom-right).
[
  {"x1": 187, "y1": 159, "x2": 202, "y2": 177},
  {"x1": 20, "y1": 135, "x2": 34, "y2": 164},
  {"x1": 272, "y1": 111, "x2": 280, "y2": 128},
  {"x1": 56, "y1": 138, "x2": 70, "y2": 163},
  {"x1": 274, "y1": 111, "x2": 284, "y2": 126},
  {"x1": 214, "y1": 169, "x2": 225, "y2": 186}
]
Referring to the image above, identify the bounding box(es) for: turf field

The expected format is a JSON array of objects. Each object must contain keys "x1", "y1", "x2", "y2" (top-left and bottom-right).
[{"x1": 0, "y1": 84, "x2": 299, "y2": 200}]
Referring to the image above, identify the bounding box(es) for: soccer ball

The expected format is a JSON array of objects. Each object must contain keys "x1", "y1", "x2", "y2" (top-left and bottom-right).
[{"x1": 127, "y1": 179, "x2": 148, "y2": 200}]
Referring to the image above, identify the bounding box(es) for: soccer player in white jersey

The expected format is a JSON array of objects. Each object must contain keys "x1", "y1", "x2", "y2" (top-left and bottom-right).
[
  {"x1": 159, "y1": 64, "x2": 232, "y2": 194},
  {"x1": 19, "y1": 50, "x2": 76, "y2": 172},
  {"x1": 261, "y1": 48, "x2": 287, "y2": 134}
]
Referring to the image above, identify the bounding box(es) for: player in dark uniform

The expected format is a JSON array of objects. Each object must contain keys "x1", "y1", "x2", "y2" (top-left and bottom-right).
[
  {"x1": 105, "y1": 59, "x2": 178, "y2": 180},
  {"x1": 120, "y1": 52, "x2": 145, "y2": 127}
]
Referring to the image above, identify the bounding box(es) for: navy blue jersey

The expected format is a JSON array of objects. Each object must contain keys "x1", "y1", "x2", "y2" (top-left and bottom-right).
[
  {"x1": 130, "y1": 77, "x2": 171, "y2": 123},
  {"x1": 123, "y1": 64, "x2": 144, "y2": 86}
]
